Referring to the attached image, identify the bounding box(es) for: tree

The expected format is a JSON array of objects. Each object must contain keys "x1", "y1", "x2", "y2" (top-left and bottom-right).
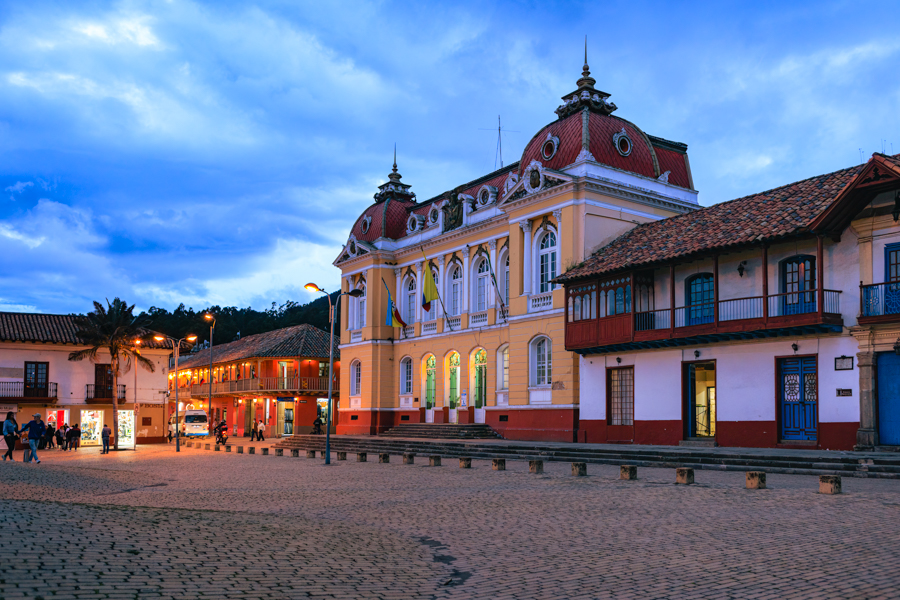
[{"x1": 68, "y1": 298, "x2": 156, "y2": 451}]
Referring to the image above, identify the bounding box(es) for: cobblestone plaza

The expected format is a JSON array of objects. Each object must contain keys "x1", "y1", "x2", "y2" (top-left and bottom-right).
[{"x1": 2, "y1": 445, "x2": 899, "y2": 599}]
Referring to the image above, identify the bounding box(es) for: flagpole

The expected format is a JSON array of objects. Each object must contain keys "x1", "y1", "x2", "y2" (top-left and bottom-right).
[{"x1": 420, "y1": 247, "x2": 454, "y2": 332}]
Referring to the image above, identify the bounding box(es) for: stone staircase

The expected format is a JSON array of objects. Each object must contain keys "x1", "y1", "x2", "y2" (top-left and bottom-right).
[
  {"x1": 378, "y1": 424, "x2": 502, "y2": 440},
  {"x1": 272, "y1": 435, "x2": 900, "y2": 479}
]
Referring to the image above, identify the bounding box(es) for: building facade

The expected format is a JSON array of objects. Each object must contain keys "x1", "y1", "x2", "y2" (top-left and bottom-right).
[
  {"x1": 335, "y1": 61, "x2": 699, "y2": 441},
  {"x1": 172, "y1": 324, "x2": 340, "y2": 437},
  {"x1": 0, "y1": 312, "x2": 171, "y2": 446}
]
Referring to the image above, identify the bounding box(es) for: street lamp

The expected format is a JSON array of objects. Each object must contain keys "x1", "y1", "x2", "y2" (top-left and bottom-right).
[
  {"x1": 304, "y1": 282, "x2": 362, "y2": 465},
  {"x1": 203, "y1": 313, "x2": 216, "y2": 429},
  {"x1": 154, "y1": 333, "x2": 198, "y2": 452}
]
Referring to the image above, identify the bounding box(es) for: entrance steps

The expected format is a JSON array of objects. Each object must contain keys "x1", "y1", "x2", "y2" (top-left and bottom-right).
[
  {"x1": 679, "y1": 439, "x2": 717, "y2": 448},
  {"x1": 379, "y1": 424, "x2": 502, "y2": 440},
  {"x1": 272, "y1": 435, "x2": 900, "y2": 479}
]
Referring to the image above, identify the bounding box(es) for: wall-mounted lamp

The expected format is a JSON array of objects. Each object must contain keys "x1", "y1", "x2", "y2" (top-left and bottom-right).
[
  {"x1": 737, "y1": 261, "x2": 747, "y2": 277},
  {"x1": 792, "y1": 343, "x2": 799, "y2": 353},
  {"x1": 694, "y1": 350, "x2": 700, "y2": 358},
  {"x1": 616, "y1": 357, "x2": 622, "y2": 364}
]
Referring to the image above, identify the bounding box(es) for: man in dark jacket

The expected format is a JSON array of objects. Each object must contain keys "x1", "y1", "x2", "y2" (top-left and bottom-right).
[
  {"x1": 101, "y1": 424, "x2": 112, "y2": 454},
  {"x1": 20, "y1": 413, "x2": 46, "y2": 464}
]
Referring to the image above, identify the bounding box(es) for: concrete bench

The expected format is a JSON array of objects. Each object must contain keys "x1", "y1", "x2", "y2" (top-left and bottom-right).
[
  {"x1": 459, "y1": 457, "x2": 471, "y2": 469},
  {"x1": 620, "y1": 465, "x2": 637, "y2": 480},
  {"x1": 571, "y1": 462, "x2": 587, "y2": 477},
  {"x1": 746, "y1": 471, "x2": 766, "y2": 489},
  {"x1": 675, "y1": 467, "x2": 694, "y2": 485},
  {"x1": 529, "y1": 460, "x2": 543, "y2": 474},
  {"x1": 492, "y1": 458, "x2": 505, "y2": 471}
]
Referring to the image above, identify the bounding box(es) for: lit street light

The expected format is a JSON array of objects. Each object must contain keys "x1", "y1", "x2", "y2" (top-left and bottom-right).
[
  {"x1": 203, "y1": 313, "x2": 216, "y2": 432},
  {"x1": 304, "y1": 282, "x2": 362, "y2": 465},
  {"x1": 154, "y1": 333, "x2": 198, "y2": 452}
]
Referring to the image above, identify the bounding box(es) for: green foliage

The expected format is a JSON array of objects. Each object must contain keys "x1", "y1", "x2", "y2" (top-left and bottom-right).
[{"x1": 136, "y1": 292, "x2": 339, "y2": 346}]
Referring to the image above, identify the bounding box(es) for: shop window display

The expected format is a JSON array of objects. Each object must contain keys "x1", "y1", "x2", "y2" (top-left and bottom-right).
[{"x1": 80, "y1": 410, "x2": 103, "y2": 446}]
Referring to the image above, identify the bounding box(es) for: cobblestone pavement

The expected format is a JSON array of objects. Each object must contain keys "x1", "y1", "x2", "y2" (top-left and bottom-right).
[{"x1": 2, "y1": 444, "x2": 900, "y2": 599}]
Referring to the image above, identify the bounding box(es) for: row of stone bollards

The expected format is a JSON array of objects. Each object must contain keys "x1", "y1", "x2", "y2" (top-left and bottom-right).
[{"x1": 185, "y1": 442, "x2": 843, "y2": 493}]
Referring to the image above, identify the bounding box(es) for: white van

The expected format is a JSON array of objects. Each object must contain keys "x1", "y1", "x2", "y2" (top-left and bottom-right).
[{"x1": 169, "y1": 410, "x2": 209, "y2": 437}]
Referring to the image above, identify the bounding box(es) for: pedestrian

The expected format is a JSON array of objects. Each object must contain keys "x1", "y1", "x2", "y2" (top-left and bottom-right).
[
  {"x1": 258, "y1": 419, "x2": 266, "y2": 442},
  {"x1": 45, "y1": 423, "x2": 56, "y2": 450},
  {"x1": 56, "y1": 425, "x2": 65, "y2": 450},
  {"x1": 71, "y1": 424, "x2": 82, "y2": 451},
  {"x1": 168, "y1": 420, "x2": 175, "y2": 444},
  {"x1": 2, "y1": 412, "x2": 19, "y2": 462},
  {"x1": 65, "y1": 425, "x2": 76, "y2": 451},
  {"x1": 312, "y1": 415, "x2": 324, "y2": 435},
  {"x1": 101, "y1": 424, "x2": 113, "y2": 454},
  {"x1": 250, "y1": 419, "x2": 258, "y2": 442},
  {"x1": 20, "y1": 413, "x2": 46, "y2": 464}
]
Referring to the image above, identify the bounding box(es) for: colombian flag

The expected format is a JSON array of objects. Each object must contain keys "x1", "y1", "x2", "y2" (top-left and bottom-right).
[
  {"x1": 382, "y1": 278, "x2": 407, "y2": 328},
  {"x1": 421, "y1": 254, "x2": 439, "y2": 312}
]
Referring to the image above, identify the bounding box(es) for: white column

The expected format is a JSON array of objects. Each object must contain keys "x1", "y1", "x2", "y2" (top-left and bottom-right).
[
  {"x1": 553, "y1": 208, "x2": 563, "y2": 289},
  {"x1": 462, "y1": 246, "x2": 471, "y2": 313},
  {"x1": 488, "y1": 240, "x2": 498, "y2": 308},
  {"x1": 520, "y1": 220, "x2": 533, "y2": 296},
  {"x1": 415, "y1": 262, "x2": 423, "y2": 323}
]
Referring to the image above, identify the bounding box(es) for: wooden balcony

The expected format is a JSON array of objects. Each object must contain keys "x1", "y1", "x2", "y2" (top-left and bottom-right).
[
  {"x1": 859, "y1": 281, "x2": 900, "y2": 325},
  {"x1": 188, "y1": 376, "x2": 337, "y2": 398},
  {"x1": 566, "y1": 290, "x2": 843, "y2": 354},
  {"x1": 0, "y1": 382, "x2": 58, "y2": 401},
  {"x1": 85, "y1": 384, "x2": 126, "y2": 403}
]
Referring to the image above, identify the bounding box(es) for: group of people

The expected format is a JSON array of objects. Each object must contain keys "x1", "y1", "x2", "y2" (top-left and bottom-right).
[
  {"x1": 249, "y1": 418, "x2": 266, "y2": 441},
  {"x1": 1, "y1": 412, "x2": 116, "y2": 463}
]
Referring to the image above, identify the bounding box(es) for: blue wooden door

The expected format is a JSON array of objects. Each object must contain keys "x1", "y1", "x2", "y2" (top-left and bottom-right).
[
  {"x1": 877, "y1": 352, "x2": 900, "y2": 445},
  {"x1": 779, "y1": 357, "x2": 817, "y2": 441},
  {"x1": 782, "y1": 257, "x2": 816, "y2": 315}
]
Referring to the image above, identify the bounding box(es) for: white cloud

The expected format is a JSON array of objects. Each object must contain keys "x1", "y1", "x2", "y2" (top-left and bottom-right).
[
  {"x1": 72, "y1": 15, "x2": 161, "y2": 48},
  {"x1": 5, "y1": 180, "x2": 33, "y2": 200}
]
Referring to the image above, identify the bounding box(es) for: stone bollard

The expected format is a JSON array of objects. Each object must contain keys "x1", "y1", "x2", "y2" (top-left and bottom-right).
[
  {"x1": 492, "y1": 458, "x2": 506, "y2": 471},
  {"x1": 291, "y1": 449, "x2": 299, "y2": 458},
  {"x1": 529, "y1": 460, "x2": 544, "y2": 474},
  {"x1": 225, "y1": 445, "x2": 232, "y2": 453},
  {"x1": 357, "y1": 452, "x2": 367, "y2": 462},
  {"x1": 379, "y1": 453, "x2": 390, "y2": 464},
  {"x1": 205, "y1": 443, "x2": 211, "y2": 450},
  {"x1": 746, "y1": 471, "x2": 766, "y2": 489},
  {"x1": 214, "y1": 445, "x2": 221, "y2": 452},
  {"x1": 571, "y1": 462, "x2": 587, "y2": 477},
  {"x1": 306, "y1": 450, "x2": 316, "y2": 459},
  {"x1": 620, "y1": 465, "x2": 637, "y2": 480},
  {"x1": 429, "y1": 455, "x2": 441, "y2": 467},
  {"x1": 248, "y1": 447, "x2": 256, "y2": 455},
  {"x1": 337, "y1": 452, "x2": 347, "y2": 461},
  {"x1": 819, "y1": 475, "x2": 842, "y2": 495},
  {"x1": 261, "y1": 448, "x2": 269, "y2": 456},
  {"x1": 237, "y1": 446, "x2": 244, "y2": 454},
  {"x1": 186, "y1": 441, "x2": 192, "y2": 448},
  {"x1": 320, "y1": 450, "x2": 328, "y2": 459},
  {"x1": 403, "y1": 453, "x2": 416, "y2": 465},
  {"x1": 275, "y1": 448, "x2": 283, "y2": 457},
  {"x1": 459, "y1": 457, "x2": 472, "y2": 469},
  {"x1": 675, "y1": 467, "x2": 694, "y2": 485}
]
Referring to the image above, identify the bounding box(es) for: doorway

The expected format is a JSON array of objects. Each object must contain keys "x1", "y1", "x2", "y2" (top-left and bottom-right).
[
  {"x1": 778, "y1": 356, "x2": 818, "y2": 441},
  {"x1": 877, "y1": 352, "x2": 900, "y2": 445},
  {"x1": 684, "y1": 361, "x2": 716, "y2": 439}
]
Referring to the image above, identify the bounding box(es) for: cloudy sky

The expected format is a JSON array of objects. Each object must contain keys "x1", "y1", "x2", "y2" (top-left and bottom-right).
[{"x1": 1, "y1": 0, "x2": 898, "y2": 314}]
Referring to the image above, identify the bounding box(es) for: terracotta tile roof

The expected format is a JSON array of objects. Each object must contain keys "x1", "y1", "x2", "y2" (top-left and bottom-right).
[
  {"x1": 557, "y1": 161, "x2": 867, "y2": 283},
  {"x1": 176, "y1": 323, "x2": 339, "y2": 370},
  {"x1": 0, "y1": 312, "x2": 169, "y2": 349},
  {"x1": 653, "y1": 146, "x2": 691, "y2": 189}
]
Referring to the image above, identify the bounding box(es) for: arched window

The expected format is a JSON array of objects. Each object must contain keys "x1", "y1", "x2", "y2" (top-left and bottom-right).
[
  {"x1": 530, "y1": 336, "x2": 552, "y2": 387},
  {"x1": 356, "y1": 282, "x2": 367, "y2": 329},
  {"x1": 686, "y1": 273, "x2": 714, "y2": 325},
  {"x1": 450, "y1": 265, "x2": 462, "y2": 316},
  {"x1": 448, "y1": 352, "x2": 460, "y2": 408},
  {"x1": 537, "y1": 231, "x2": 557, "y2": 293},
  {"x1": 475, "y1": 259, "x2": 490, "y2": 311},
  {"x1": 473, "y1": 349, "x2": 487, "y2": 408},
  {"x1": 400, "y1": 357, "x2": 412, "y2": 395},
  {"x1": 350, "y1": 360, "x2": 361, "y2": 396},
  {"x1": 781, "y1": 255, "x2": 815, "y2": 315},
  {"x1": 498, "y1": 345, "x2": 509, "y2": 390},
  {"x1": 405, "y1": 277, "x2": 417, "y2": 324},
  {"x1": 424, "y1": 355, "x2": 436, "y2": 409}
]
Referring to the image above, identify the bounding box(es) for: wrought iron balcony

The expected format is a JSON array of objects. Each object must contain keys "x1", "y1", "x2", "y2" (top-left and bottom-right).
[
  {"x1": 860, "y1": 281, "x2": 900, "y2": 324},
  {"x1": 85, "y1": 384, "x2": 126, "y2": 401},
  {"x1": 189, "y1": 376, "x2": 337, "y2": 398},
  {"x1": 0, "y1": 381, "x2": 58, "y2": 399}
]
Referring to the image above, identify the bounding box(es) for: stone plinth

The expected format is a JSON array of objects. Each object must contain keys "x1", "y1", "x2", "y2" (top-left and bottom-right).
[
  {"x1": 675, "y1": 467, "x2": 694, "y2": 485},
  {"x1": 403, "y1": 453, "x2": 415, "y2": 465},
  {"x1": 275, "y1": 448, "x2": 283, "y2": 456},
  {"x1": 225, "y1": 445, "x2": 232, "y2": 453},
  {"x1": 571, "y1": 462, "x2": 587, "y2": 477},
  {"x1": 820, "y1": 475, "x2": 842, "y2": 495},
  {"x1": 337, "y1": 451, "x2": 347, "y2": 461},
  {"x1": 379, "y1": 453, "x2": 390, "y2": 463},
  {"x1": 261, "y1": 448, "x2": 269, "y2": 456},
  {"x1": 237, "y1": 446, "x2": 244, "y2": 454},
  {"x1": 429, "y1": 455, "x2": 441, "y2": 467},
  {"x1": 529, "y1": 460, "x2": 543, "y2": 474},
  {"x1": 306, "y1": 450, "x2": 316, "y2": 459},
  {"x1": 205, "y1": 443, "x2": 210, "y2": 450},
  {"x1": 214, "y1": 445, "x2": 221, "y2": 452},
  {"x1": 459, "y1": 457, "x2": 472, "y2": 469},
  {"x1": 492, "y1": 458, "x2": 506, "y2": 471},
  {"x1": 620, "y1": 465, "x2": 637, "y2": 480},
  {"x1": 248, "y1": 447, "x2": 256, "y2": 455},
  {"x1": 357, "y1": 452, "x2": 367, "y2": 462},
  {"x1": 746, "y1": 471, "x2": 766, "y2": 489},
  {"x1": 290, "y1": 449, "x2": 299, "y2": 458}
]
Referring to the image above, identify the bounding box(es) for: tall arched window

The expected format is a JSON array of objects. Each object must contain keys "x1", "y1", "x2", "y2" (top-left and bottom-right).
[
  {"x1": 448, "y1": 352, "x2": 460, "y2": 408},
  {"x1": 450, "y1": 265, "x2": 462, "y2": 316},
  {"x1": 686, "y1": 273, "x2": 714, "y2": 325},
  {"x1": 537, "y1": 231, "x2": 557, "y2": 293},
  {"x1": 356, "y1": 282, "x2": 367, "y2": 329},
  {"x1": 405, "y1": 277, "x2": 417, "y2": 324},
  {"x1": 498, "y1": 345, "x2": 509, "y2": 390},
  {"x1": 424, "y1": 355, "x2": 436, "y2": 409},
  {"x1": 475, "y1": 259, "x2": 490, "y2": 311},
  {"x1": 350, "y1": 360, "x2": 361, "y2": 396},
  {"x1": 473, "y1": 349, "x2": 487, "y2": 408},
  {"x1": 400, "y1": 357, "x2": 412, "y2": 395},
  {"x1": 530, "y1": 336, "x2": 552, "y2": 387}
]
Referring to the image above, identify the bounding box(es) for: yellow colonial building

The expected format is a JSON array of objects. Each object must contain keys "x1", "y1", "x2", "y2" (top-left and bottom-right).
[{"x1": 335, "y1": 60, "x2": 699, "y2": 441}]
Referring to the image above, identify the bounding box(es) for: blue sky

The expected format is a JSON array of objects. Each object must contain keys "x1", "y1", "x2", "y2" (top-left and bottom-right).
[{"x1": 1, "y1": 0, "x2": 898, "y2": 314}]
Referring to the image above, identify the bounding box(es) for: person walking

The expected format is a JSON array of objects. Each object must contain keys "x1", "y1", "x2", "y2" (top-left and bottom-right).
[
  {"x1": 71, "y1": 424, "x2": 82, "y2": 451},
  {"x1": 250, "y1": 419, "x2": 259, "y2": 442},
  {"x1": 65, "y1": 425, "x2": 76, "y2": 451},
  {"x1": 20, "y1": 413, "x2": 46, "y2": 464},
  {"x1": 101, "y1": 424, "x2": 112, "y2": 454},
  {"x1": 2, "y1": 412, "x2": 19, "y2": 462},
  {"x1": 56, "y1": 425, "x2": 65, "y2": 450},
  {"x1": 167, "y1": 420, "x2": 175, "y2": 444},
  {"x1": 257, "y1": 419, "x2": 266, "y2": 442},
  {"x1": 45, "y1": 423, "x2": 56, "y2": 450}
]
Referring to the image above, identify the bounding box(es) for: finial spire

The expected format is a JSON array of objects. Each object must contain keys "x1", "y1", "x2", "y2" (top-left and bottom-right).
[
  {"x1": 576, "y1": 36, "x2": 596, "y2": 90},
  {"x1": 387, "y1": 143, "x2": 402, "y2": 182},
  {"x1": 584, "y1": 35, "x2": 588, "y2": 71},
  {"x1": 392, "y1": 143, "x2": 397, "y2": 173}
]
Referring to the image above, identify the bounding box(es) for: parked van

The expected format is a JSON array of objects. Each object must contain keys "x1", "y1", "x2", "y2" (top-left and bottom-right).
[{"x1": 169, "y1": 410, "x2": 209, "y2": 437}]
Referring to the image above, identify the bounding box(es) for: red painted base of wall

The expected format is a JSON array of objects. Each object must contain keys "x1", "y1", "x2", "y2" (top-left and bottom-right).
[
  {"x1": 137, "y1": 436, "x2": 167, "y2": 444},
  {"x1": 635, "y1": 420, "x2": 682, "y2": 446},
  {"x1": 819, "y1": 422, "x2": 858, "y2": 451},
  {"x1": 486, "y1": 408, "x2": 579, "y2": 442},
  {"x1": 580, "y1": 420, "x2": 681, "y2": 445},
  {"x1": 717, "y1": 421, "x2": 776, "y2": 448},
  {"x1": 336, "y1": 410, "x2": 422, "y2": 435}
]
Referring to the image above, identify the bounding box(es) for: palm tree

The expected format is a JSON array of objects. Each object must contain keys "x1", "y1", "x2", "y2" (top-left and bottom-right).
[{"x1": 68, "y1": 298, "x2": 156, "y2": 451}]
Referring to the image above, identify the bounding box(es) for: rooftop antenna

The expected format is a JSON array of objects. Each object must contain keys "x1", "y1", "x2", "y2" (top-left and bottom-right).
[
  {"x1": 859, "y1": 148, "x2": 864, "y2": 164},
  {"x1": 478, "y1": 116, "x2": 519, "y2": 170}
]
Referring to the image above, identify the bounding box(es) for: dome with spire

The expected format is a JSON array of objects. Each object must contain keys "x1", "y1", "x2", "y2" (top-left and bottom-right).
[{"x1": 347, "y1": 148, "x2": 418, "y2": 244}]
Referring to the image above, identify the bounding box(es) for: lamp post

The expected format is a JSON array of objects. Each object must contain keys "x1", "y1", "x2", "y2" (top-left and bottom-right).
[
  {"x1": 203, "y1": 313, "x2": 216, "y2": 428},
  {"x1": 154, "y1": 333, "x2": 197, "y2": 453},
  {"x1": 304, "y1": 283, "x2": 362, "y2": 465}
]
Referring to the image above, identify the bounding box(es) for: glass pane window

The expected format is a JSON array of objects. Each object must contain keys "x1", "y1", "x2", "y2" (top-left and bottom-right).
[
  {"x1": 351, "y1": 362, "x2": 361, "y2": 396},
  {"x1": 500, "y1": 347, "x2": 509, "y2": 390},
  {"x1": 609, "y1": 367, "x2": 634, "y2": 426},
  {"x1": 533, "y1": 338, "x2": 551, "y2": 386},
  {"x1": 504, "y1": 257, "x2": 510, "y2": 305},
  {"x1": 401, "y1": 358, "x2": 412, "y2": 394},
  {"x1": 406, "y1": 278, "x2": 416, "y2": 323},
  {"x1": 451, "y1": 267, "x2": 462, "y2": 316},
  {"x1": 889, "y1": 245, "x2": 900, "y2": 282},
  {"x1": 538, "y1": 232, "x2": 557, "y2": 293}
]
